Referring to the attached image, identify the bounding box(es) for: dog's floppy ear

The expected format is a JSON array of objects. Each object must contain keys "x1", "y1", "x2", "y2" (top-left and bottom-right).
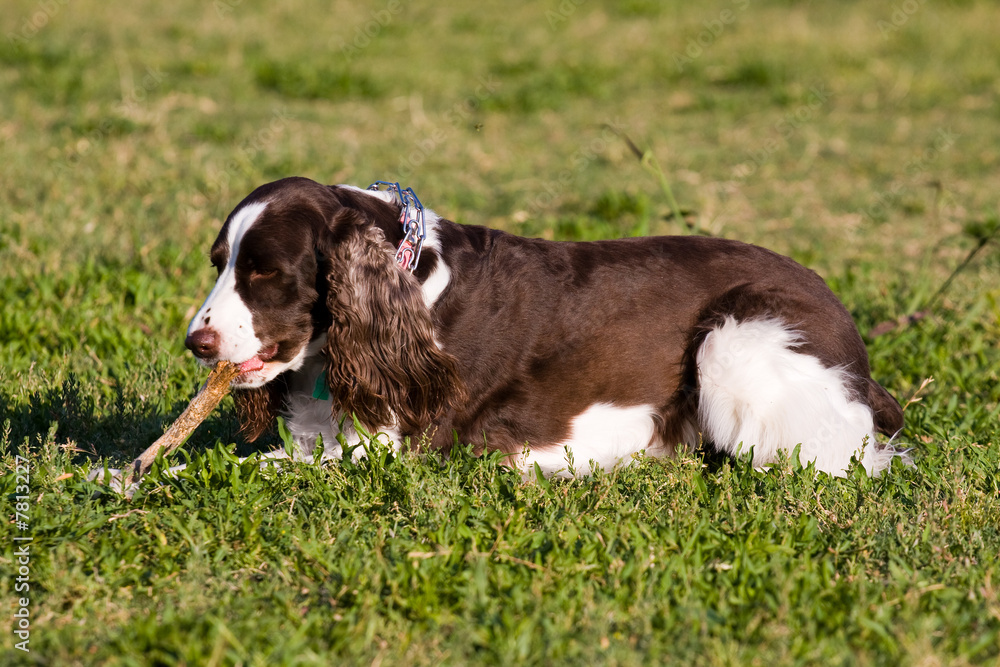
[{"x1": 318, "y1": 210, "x2": 463, "y2": 438}]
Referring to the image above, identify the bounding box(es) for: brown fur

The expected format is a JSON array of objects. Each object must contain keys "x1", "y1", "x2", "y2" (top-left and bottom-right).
[{"x1": 232, "y1": 381, "x2": 286, "y2": 442}]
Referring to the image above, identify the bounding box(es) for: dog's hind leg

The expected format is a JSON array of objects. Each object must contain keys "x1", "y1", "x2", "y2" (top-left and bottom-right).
[{"x1": 694, "y1": 316, "x2": 889, "y2": 476}]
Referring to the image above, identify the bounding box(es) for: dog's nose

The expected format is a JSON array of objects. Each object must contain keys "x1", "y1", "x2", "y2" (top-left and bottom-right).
[{"x1": 185, "y1": 327, "x2": 220, "y2": 360}]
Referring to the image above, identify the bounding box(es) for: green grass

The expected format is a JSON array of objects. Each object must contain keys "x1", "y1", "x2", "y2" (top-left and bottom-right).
[{"x1": 2, "y1": 0, "x2": 999, "y2": 664}]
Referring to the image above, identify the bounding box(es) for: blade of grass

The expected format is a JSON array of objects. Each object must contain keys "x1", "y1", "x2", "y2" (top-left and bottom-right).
[{"x1": 604, "y1": 124, "x2": 693, "y2": 235}]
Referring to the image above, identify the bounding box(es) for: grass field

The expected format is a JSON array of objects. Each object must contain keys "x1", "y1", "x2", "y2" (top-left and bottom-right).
[{"x1": 2, "y1": 0, "x2": 999, "y2": 664}]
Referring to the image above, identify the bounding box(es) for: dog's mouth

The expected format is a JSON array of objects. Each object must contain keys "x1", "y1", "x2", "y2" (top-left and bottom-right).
[{"x1": 236, "y1": 344, "x2": 280, "y2": 377}]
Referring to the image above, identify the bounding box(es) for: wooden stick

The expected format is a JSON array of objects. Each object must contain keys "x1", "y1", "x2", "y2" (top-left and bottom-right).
[{"x1": 123, "y1": 360, "x2": 239, "y2": 491}]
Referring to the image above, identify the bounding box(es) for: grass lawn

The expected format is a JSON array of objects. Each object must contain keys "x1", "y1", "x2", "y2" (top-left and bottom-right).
[{"x1": 2, "y1": 0, "x2": 999, "y2": 664}]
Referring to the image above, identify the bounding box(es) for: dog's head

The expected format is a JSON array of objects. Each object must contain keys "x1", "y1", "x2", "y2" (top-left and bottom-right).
[{"x1": 185, "y1": 177, "x2": 461, "y2": 439}]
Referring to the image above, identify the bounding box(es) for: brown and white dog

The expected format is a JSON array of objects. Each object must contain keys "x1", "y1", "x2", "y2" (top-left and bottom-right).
[{"x1": 184, "y1": 176, "x2": 905, "y2": 477}]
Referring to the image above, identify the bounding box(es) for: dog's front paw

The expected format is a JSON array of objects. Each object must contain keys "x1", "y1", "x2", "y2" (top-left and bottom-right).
[{"x1": 87, "y1": 466, "x2": 140, "y2": 497}]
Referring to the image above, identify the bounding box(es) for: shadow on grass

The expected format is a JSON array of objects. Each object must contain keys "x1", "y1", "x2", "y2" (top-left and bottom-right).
[{"x1": 1, "y1": 374, "x2": 278, "y2": 465}]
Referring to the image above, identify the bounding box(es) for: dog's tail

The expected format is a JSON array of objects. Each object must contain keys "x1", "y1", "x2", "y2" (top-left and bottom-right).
[
  {"x1": 867, "y1": 379, "x2": 904, "y2": 437},
  {"x1": 863, "y1": 379, "x2": 910, "y2": 473}
]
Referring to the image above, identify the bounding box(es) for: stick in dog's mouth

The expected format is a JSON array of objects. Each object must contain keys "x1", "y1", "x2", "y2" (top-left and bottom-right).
[{"x1": 91, "y1": 360, "x2": 239, "y2": 499}]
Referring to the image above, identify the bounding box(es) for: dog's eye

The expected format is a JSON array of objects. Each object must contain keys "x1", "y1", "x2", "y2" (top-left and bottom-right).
[{"x1": 250, "y1": 268, "x2": 279, "y2": 281}]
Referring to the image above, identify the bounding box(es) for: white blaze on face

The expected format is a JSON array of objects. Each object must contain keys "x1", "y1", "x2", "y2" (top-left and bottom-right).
[{"x1": 186, "y1": 201, "x2": 268, "y2": 365}]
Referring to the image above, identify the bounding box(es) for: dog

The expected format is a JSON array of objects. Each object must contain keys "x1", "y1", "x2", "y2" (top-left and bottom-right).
[{"x1": 183, "y1": 176, "x2": 905, "y2": 477}]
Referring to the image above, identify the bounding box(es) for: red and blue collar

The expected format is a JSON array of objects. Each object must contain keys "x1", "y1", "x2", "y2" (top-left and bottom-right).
[{"x1": 367, "y1": 180, "x2": 426, "y2": 272}]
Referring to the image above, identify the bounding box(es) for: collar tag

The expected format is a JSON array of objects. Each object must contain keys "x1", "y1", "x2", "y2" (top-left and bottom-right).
[
  {"x1": 367, "y1": 180, "x2": 426, "y2": 271},
  {"x1": 312, "y1": 371, "x2": 330, "y2": 401}
]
